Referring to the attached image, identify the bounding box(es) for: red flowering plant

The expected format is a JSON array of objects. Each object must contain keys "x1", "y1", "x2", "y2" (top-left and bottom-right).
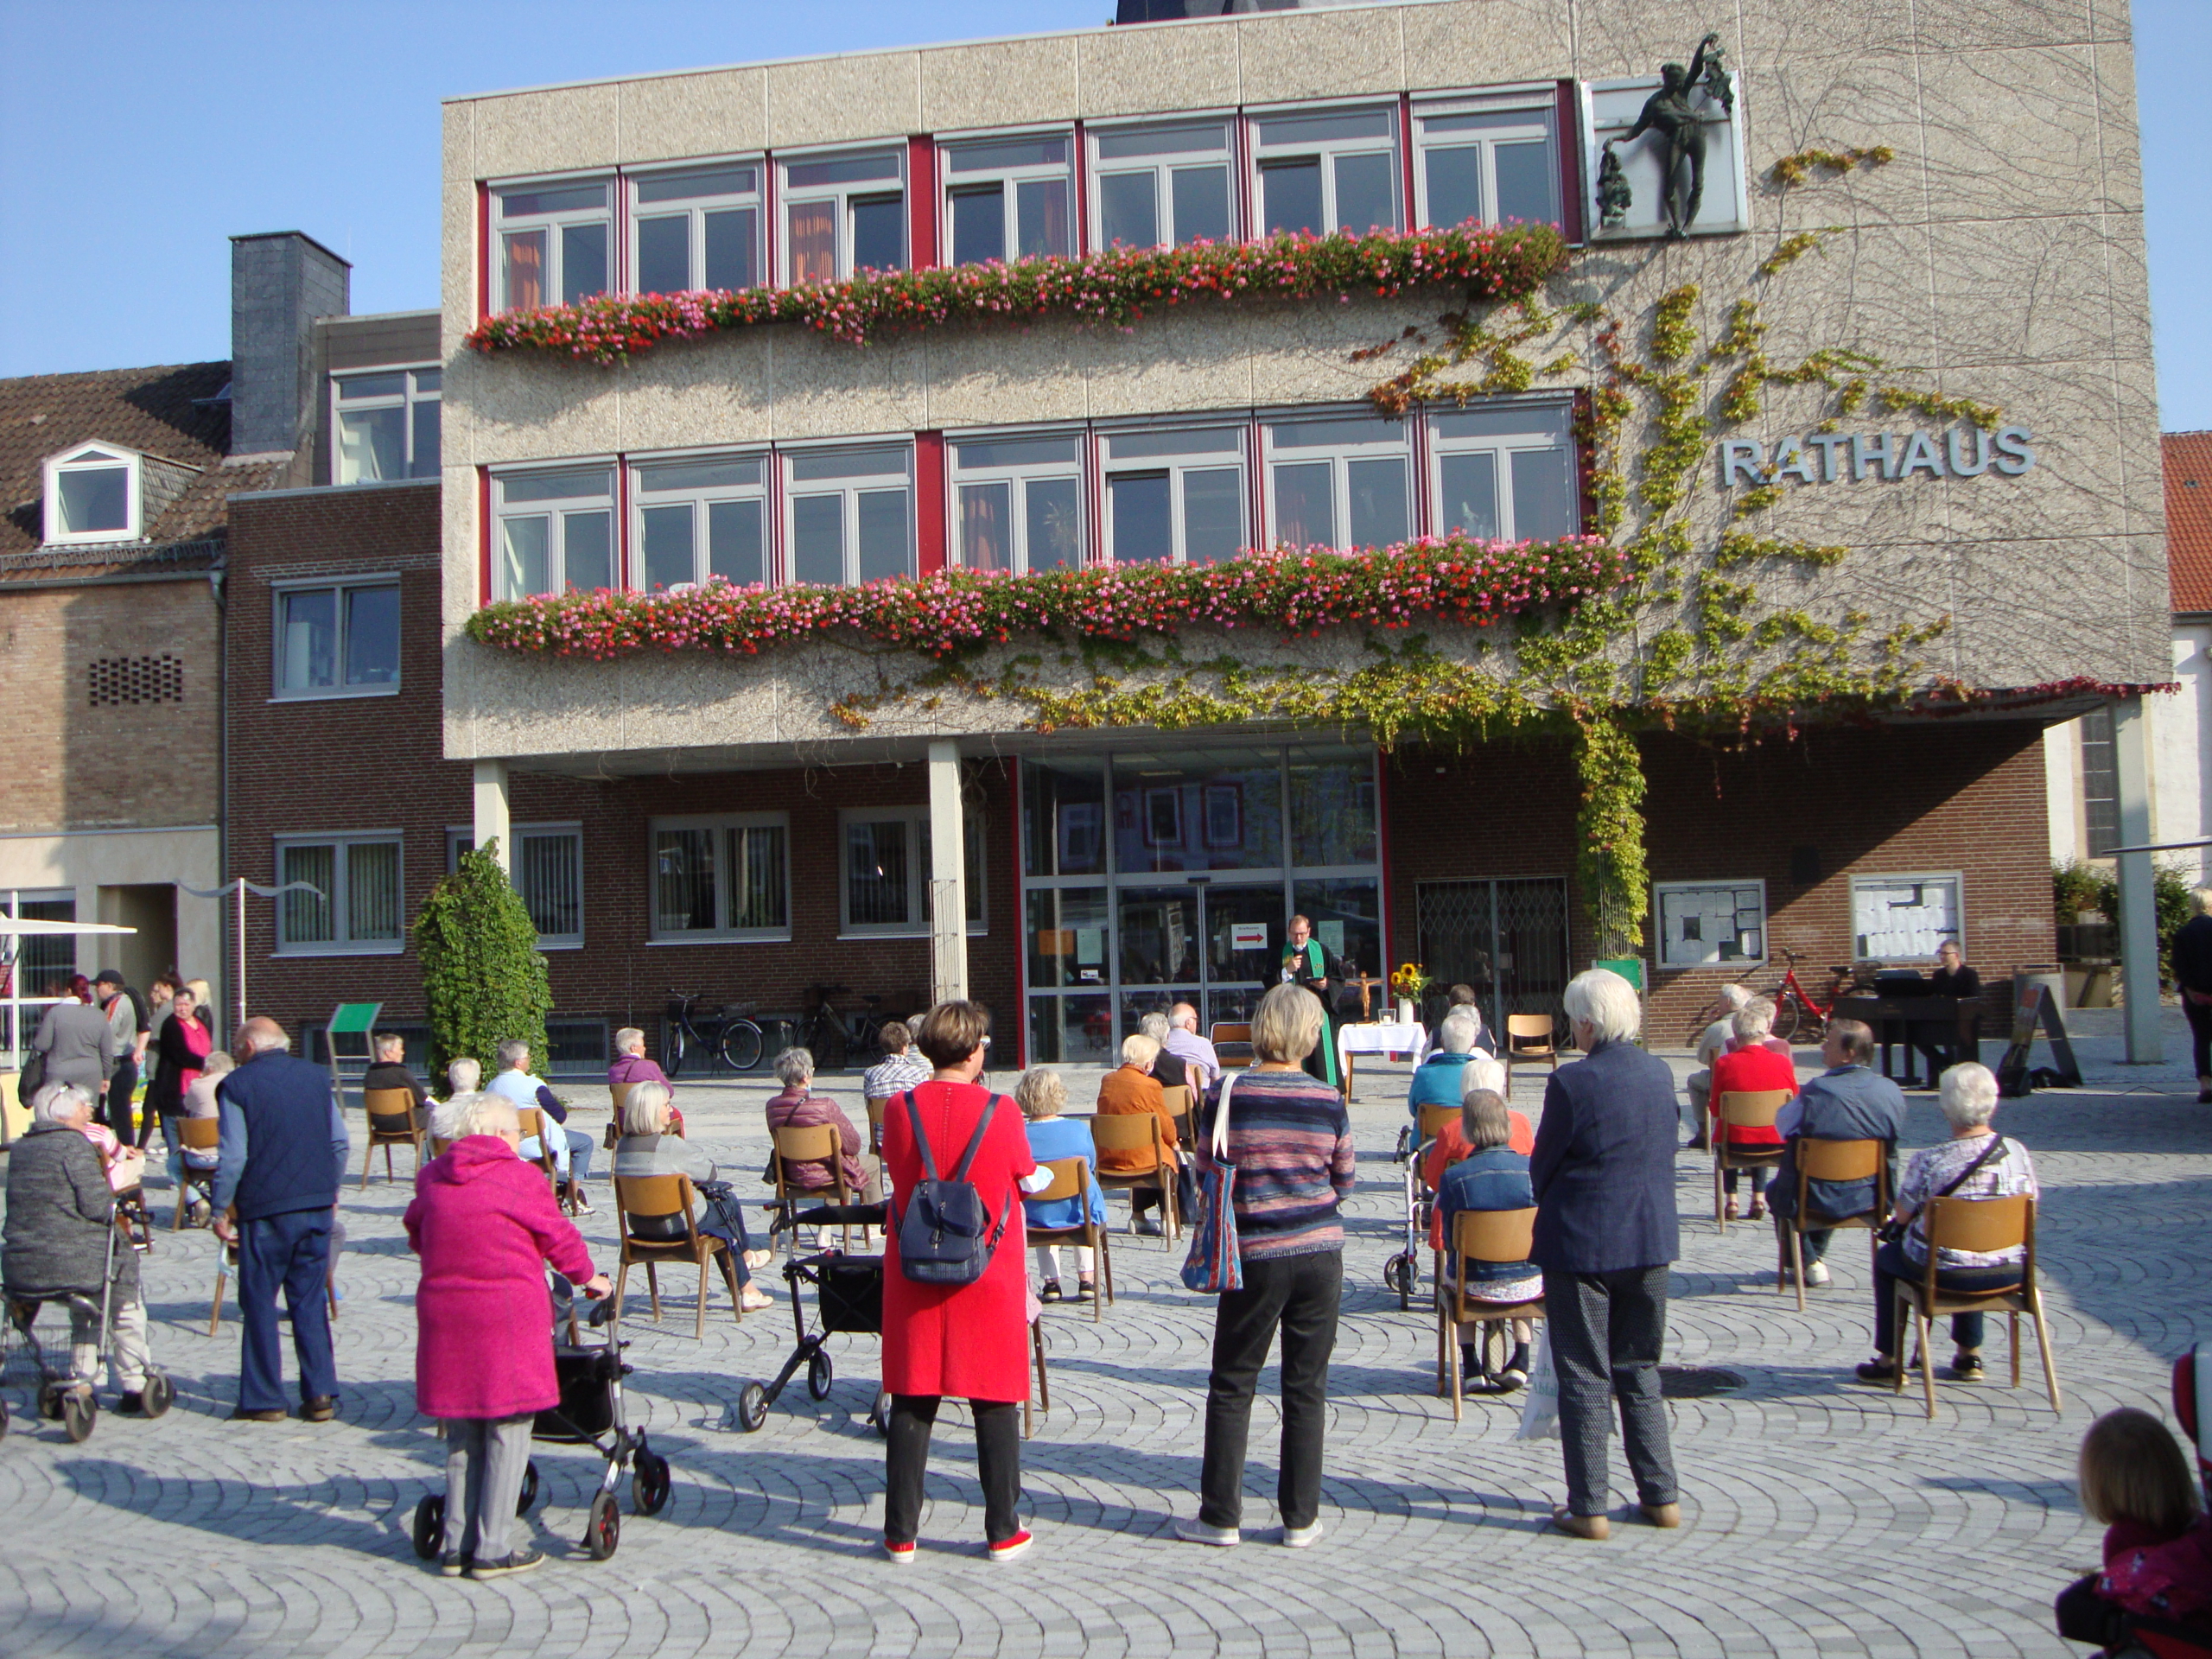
[
  {"x1": 463, "y1": 222, "x2": 1570, "y2": 361},
  {"x1": 464, "y1": 534, "x2": 1624, "y2": 662}
]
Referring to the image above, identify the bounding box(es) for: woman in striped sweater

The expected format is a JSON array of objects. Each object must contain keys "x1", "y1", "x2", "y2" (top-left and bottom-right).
[{"x1": 1178, "y1": 982, "x2": 1357, "y2": 1551}]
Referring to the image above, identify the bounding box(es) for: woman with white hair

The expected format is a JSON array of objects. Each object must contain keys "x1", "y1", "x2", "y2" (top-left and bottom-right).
[
  {"x1": 2, "y1": 1082, "x2": 158, "y2": 1412},
  {"x1": 1855, "y1": 1062, "x2": 2038, "y2": 1386},
  {"x1": 765, "y1": 1047, "x2": 874, "y2": 1199},
  {"x1": 612, "y1": 1082, "x2": 773, "y2": 1311},
  {"x1": 1406, "y1": 1005, "x2": 1497, "y2": 1119},
  {"x1": 1681, "y1": 983, "x2": 1752, "y2": 1149},
  {"x1": 406, "y1": 1092, "x2": 609, "y2": 1578},
  {"x1": 1529, "y1": 968, "x2": 1682, "y2": 1540},
  {"x1": 1420, "y1": 1055, "x2": 1533, "y2": 1249}
]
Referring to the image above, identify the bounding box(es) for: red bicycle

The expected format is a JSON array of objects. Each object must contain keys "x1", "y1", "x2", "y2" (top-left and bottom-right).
[{"x1": 1684, "y1": 950, "x2": 1876, "y2": 1046}]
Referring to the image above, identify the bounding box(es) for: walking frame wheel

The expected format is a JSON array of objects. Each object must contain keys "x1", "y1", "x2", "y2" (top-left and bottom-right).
[
  {"x1": 736, "y1": 1381, "x2": 770, "y2": 1432},
  {"x1": 585, "y1": 1491, "x2": 620, "y2": 1560},
  {"x1": 412, "y1": 1494, "x2": 445, "y2": 1560},
  {"x1": 807, "y1": 1349, "x2": 834, "y2": 1402}
]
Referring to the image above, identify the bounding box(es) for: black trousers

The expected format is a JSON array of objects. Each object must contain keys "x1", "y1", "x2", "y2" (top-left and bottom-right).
[
  {"x1": 106, "y1": 1056, "x2": 138, "y2": 1135},
  {"x1": 1872, "y1": 1238, "x2": 2018, "y2": 1354},
  {"x1": 1544, "y1": 1264, "x2": 1678, "y2": 1517},
  {"x1": 1198, "y1": 1249, "x2": 1342, "y2": 1531},
  {"x1": 884, "y1": 1395, "x2": 1023, "y2": 1546},
  {"x1": 2054, "y1": 1574, "x2": 2124, "y2": 1647},
  {"x1": 2187, "y1": 997, "x2": 2212, "y2": 1082}
]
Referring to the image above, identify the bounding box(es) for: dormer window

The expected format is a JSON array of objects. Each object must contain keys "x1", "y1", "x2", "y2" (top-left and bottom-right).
[{"x1": 43, "y1": 443, "x2": 141, "y2": 545}]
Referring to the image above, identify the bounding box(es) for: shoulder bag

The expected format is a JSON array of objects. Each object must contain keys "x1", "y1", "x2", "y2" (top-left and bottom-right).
[
  {"x1": 1878, "y1": 1133, "x2": 2005, "y2": 1245},
  {"x1": 893, "y1": 1090, "x2": 1014, "y2": 1287},
  {"x1": 1179, "y1": 1071, "x2": 1243, "y2": 1294}
]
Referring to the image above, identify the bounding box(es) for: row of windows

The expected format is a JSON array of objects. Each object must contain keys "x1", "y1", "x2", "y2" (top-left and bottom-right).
[
  {"x1": 490, "y1": 89, "x2": 1565, "y2": 308},
  {"x1": 493, "y1": 400, "x2": 1576, "y2": 599},
  {"x1": 270, "y1": 812, "x2": 988, "y2": 955}
]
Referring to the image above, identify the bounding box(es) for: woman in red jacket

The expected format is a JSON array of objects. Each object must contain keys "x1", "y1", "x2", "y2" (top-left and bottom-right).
[
  {"x1": 1707, "y1": 1002, "x2": 1797, "y2": 1220},
  {"x1": 405, "y1": 1094, "x2": 608, "y2": 1580},
  {"x1": 879, "y1": 999, "x2": 1046, "y2": 1565}
]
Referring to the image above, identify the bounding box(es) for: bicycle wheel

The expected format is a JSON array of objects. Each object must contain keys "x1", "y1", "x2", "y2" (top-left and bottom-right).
[
  {"x1": 662, "y1": 1024, "x2": 685, "y2": 1080},
  {"x1": 1770, "y1": 996, "x2": 1802, "y2": 1044},
  {"x1": 720, "y1": 1020, "x2": 765, "y2": 1073}
]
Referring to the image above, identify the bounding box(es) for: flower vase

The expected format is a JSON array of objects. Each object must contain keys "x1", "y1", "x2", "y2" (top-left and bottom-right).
[{"x1": 1395, "y1": 998, "x2": 1415, "y2": 1026}]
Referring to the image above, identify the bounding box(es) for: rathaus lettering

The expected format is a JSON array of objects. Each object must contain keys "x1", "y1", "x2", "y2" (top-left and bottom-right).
[{"x1": 1717, "y1": 427, "x2": 2037, "y2": 487}]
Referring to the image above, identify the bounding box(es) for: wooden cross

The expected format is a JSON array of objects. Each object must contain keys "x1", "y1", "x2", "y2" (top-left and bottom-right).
[{"x1": 1350, "y1": 972, "x2": 1386, "y2": 1022}]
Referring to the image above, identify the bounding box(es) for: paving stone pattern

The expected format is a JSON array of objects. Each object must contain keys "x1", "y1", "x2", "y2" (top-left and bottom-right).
[{"x1": 2, "y1": 1012, "x2": 2204, "y2": 1657}]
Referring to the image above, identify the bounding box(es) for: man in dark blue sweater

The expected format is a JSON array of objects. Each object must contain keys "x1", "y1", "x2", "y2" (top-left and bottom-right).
[{"x1": 212, "y1": 1017, "x2": 350, "y2": 1422}]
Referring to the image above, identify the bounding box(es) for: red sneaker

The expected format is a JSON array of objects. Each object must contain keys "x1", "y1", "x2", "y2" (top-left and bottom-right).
[
  {"x1": 882, "y1": 1539, "x2": 917, "y2": 1565},
  {"x1": 987, "y1": 1529, "x2": 1033, "y2": 1563}
]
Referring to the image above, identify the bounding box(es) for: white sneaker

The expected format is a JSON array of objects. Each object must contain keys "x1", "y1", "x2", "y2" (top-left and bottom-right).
[
  {"x1": 1803, "y1": 1261, "x2": 1831, "y2": 1287},
  {"x1": 1175, "y1": 1516, "x2": 1241, "y2": 1548},
  {"x1": 1281, "y1": 1522, "x2": 1324, "y2": 1548}
]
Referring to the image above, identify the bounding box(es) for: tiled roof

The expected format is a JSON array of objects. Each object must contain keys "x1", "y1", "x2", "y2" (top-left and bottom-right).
[
  {"x1": 2165, "y1": 431, "x2": 2212, "y2": 613},
  {"x1": 0, "y1": 360, "x2": 283, "y2": 575}
]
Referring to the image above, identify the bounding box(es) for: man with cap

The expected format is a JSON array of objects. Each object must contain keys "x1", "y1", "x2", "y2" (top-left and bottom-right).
[{"x1": 93, "y1": 969, "x2": 149, "y2": 1140}]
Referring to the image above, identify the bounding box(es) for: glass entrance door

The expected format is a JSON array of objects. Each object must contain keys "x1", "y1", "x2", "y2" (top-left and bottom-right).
[{"x1": 1116, "y1": 883, "x2": 1281, "y2": 1037}]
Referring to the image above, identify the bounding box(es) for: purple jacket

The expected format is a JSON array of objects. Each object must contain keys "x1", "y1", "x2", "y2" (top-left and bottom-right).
[
  {"x1": 607, "y1": 1052, "x2": 670, "y2": 1091},
  {"x1": 405, "y1": 1137, "x2": 595, "y2": 1421},
  {"x1": 766, "y1": 1089, "x2": 865, "y2": 1192}
]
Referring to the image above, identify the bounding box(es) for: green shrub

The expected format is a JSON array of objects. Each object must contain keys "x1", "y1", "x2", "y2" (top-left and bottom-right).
[
  {"x1": 2050, "y1": 857, "x2": 2113, "y2": 925},
  {"x1": 411, "y1": 839, "x2": 552, "y2": 1077}
]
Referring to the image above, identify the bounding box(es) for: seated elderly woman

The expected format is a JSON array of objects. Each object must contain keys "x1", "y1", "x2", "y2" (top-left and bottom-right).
[
  {"x1": 1421, "y1": 1055, "x2": 1534, "y2": 1251},
  {"x1": 1096, "y1": 1032, "x2": 1185, "y2": 1236},
  {"x1": 2, "y1": 1083, "x2": 158, "y2": 1413},
  {"x1": 765, "y1": 1047, "x2": 876, "y2": 1200},
  {"x1": 613, "y1": 1081, "x2": 773, "y2": 1312},
  {"x1": 1436, "y1": 1089, "x2": 1541, "y2": 1394},
  {"x1": 405, "y1": 1092, "x2": 610, "y2": 1580},
  {"x1": 1407, "y1": 1006, "x2": 1498, "y2": 1119},
  {"x1": 1707, "y1": 1000, "x2": 1798, "y2": 1221},
  {"x1": 1855, "y1": 1060, "x2": 2039, "y2": 1386},
  {"x1": 1015, "y1": 1068, "x2": 1108, "y2": 1302}
]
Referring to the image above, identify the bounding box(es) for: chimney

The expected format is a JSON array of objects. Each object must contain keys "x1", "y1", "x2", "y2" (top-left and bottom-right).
[{"x1": 228, "y1": 232, "x2": 350, "y2": 458}]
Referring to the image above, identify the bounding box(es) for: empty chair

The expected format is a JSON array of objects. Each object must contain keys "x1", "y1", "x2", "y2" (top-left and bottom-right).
[
  {"x1": 1502, "y1": 1014, "x2": 1560, "y2": 1090},
  {"x1": 1209, "y1": 1022, "x2": 1255, "y2": 1071},
  {"x1": 174, "y1": 1116, "x2": 222, "y2": 1230}
]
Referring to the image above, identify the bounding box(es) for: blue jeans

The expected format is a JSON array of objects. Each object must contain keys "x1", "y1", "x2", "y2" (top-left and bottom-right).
[
  {"x1": 1872, "y1": 1237, "x2": 2020, "y2": 1355},
  {"x1": 237, "y1": 1208, "x2": 339, "y2": 1411}
]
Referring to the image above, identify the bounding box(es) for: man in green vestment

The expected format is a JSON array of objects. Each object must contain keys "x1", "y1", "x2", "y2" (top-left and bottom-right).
[{"x1": 1281, "y1": 913, "x2": 1345, "y2": 1093}]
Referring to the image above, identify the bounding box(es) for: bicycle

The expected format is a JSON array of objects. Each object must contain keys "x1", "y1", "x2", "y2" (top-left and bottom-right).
[
  {"x1": 1682, "y1": 950, "x2": 1878, "y2": 1046},
  {"x1": 661, "y1": 990, "x2": 766, "y2": 1077},
  {"x1": 795, "y1": 984, "x2": 891, "y2": 1072}
]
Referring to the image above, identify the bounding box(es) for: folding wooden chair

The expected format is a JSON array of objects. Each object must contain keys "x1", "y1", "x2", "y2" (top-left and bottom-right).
[
  {"x1": 605, "y1": 1081, "x2": 639, "y2": 1150},
  {"x1": 1781, "y1": 1137, "x2": 1890, "y2": 1309},
  {"x1": 864, "y1": 1096, "x2": 887, "y2": 1158},
  {"x1": 1436, "y1": 1206, "x2": 1545, "y2": 1423},
  {"x1": 613, "y1": 1172, "x2": 745, "y2": 1338},
  {"x1": 1027, "y1": 1156, "x2": 1112, "y2": 1320},
  {"x1": 513, "y1": 1105, "x2": 577, "y2": 1215},
  {"x1": 769, "y1": 1122, "x2": 855, "y2": 1254},
  {"x1": 174, "y1": 1116, "x2": 221, "y2": 1230},
  {"x1": 1209, "y1": 1022, "x2": 1255, "y2": 1071},
  {"x1": 359, "y1": 1086, "x2": 424, "y2": 1188},
  {"x1": 1503, "y1": 1014, "x2": 1559, "y2": 1091},
  {"x1": 1894, "y1": 1193, "x2": 2061, "y2": 1420},
  {"x1": 1713, "y1": 1090, "x2": 1789, "y2": 1232},
  {"x1": 1089, "y1": 1113, "x2": 1179, "y2": 1243}
]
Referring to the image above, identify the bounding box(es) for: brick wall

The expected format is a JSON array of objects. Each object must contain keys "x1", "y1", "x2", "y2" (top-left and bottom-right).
[
  {"x1": 1385, "y1": 721, "x2": 2056, "y2": 1043},
  {"x1": 0, "y1": 577, "x2": 219, "y2": 832},
  {"x1": 227, "y1": 480, "x2": 1017, "y2": 1056}
]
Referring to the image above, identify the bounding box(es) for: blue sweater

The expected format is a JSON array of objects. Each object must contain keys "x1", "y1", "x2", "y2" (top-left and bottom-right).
[
  {"x1": 213, "y1": 1052, "x2": 349, "y2": 1221},
  {"x1": 1022, "y1": 1117, "x2": 1108, "y2": 1230}
]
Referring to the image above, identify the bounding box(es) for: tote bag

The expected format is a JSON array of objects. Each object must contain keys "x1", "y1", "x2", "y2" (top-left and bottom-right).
[
  {"x1": 1179, "y1": 1071, "x2": 1243, "y2": 1294},
  {"x1": 1514, "y1": 1325, "x2": 1561, "y2": 1440}
]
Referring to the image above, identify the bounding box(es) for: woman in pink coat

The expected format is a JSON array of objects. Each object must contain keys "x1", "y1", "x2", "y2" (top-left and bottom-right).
[
  {"x1": 879, "y1": 1000, "x2": 1046, "y2": 1565},
  {"x1": 404, "y1": 1092, "x2": 607, "y2": 1580}
]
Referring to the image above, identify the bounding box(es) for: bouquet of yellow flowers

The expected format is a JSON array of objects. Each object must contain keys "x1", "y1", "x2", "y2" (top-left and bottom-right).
[{"x1": 1389, "y1": 962, "x2": 1430, "y2": 1001}]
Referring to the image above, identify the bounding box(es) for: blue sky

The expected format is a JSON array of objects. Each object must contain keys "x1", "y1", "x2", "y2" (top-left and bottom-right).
[{"x1": 2, "y1": 1, "x2": 2206, "y2": 427}]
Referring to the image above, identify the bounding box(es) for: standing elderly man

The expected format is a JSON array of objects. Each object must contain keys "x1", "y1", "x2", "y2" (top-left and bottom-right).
[
  {"x1": 212, "y1": 1017, "x2": 349, "y2": 1423},
  {"x1": 1681, "y1": 984, "x2": 1750, "y2": 1151},
  {"x1": 1764, "y1": 1018, "x2": 1905, "y2": 1289},
  {"x1": 1529, "y1": 969, "x2": 1682, "y2": 1541}
]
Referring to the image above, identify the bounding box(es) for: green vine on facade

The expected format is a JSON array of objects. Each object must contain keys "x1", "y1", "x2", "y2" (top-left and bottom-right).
[{"x1": 1770, "y1": 145, "x2": 1895, "y2": 186}]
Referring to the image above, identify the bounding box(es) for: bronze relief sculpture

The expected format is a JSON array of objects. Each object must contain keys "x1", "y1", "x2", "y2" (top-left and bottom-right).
[{"x1": 1604, "y1": 32, "x2": 1729, "y2": 238}]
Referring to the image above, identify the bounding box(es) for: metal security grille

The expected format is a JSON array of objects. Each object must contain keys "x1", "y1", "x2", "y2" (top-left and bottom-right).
[
  {"x1": 87, "y1": 653, "x2": 183, "y2": 707},
  {"x1": 1414, "y1": 876, "x2": 1572, "y2": 1026}
]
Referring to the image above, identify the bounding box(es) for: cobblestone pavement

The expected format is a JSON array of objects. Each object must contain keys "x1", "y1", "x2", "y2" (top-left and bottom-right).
[{"x1": 2, "y1": 1014, "x2": 2204, "y2": 1658}]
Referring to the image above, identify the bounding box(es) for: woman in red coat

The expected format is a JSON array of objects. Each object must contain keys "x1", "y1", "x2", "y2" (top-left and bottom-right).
[
  {"x1": 405, "y1": 1093, "x2": 608, "y2": 1579},
  {"x1": 879, "y1": 999, "x2": 1046, "y2": 1565}
]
